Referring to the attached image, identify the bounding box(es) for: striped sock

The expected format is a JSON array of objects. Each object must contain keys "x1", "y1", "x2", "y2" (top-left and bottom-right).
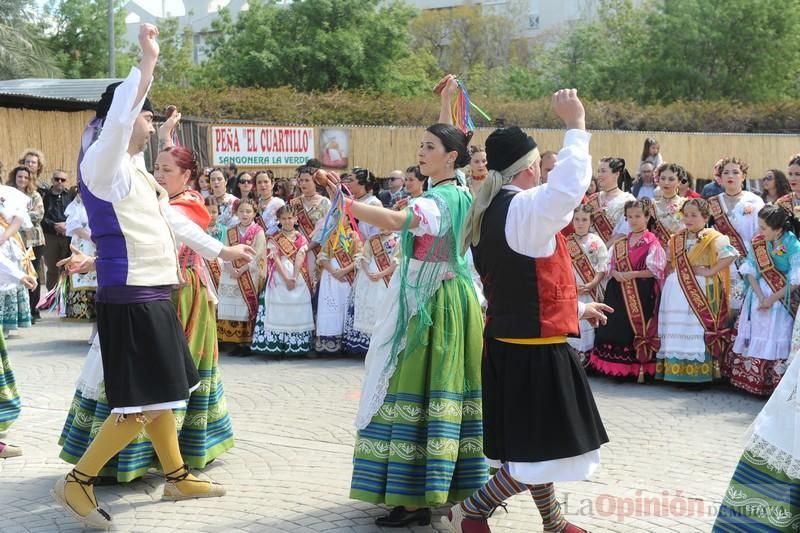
[
  {"x1": 460, "y1": 464, "x2": 527, "y2": 518},
  {"x1": 529, "y1": 483, "x2": 567, "y2": 532}
]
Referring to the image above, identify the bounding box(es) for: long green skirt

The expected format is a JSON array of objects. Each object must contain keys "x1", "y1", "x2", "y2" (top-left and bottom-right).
[
  {"x1": 713, "y1": 449, "x2": 800, "y2": 532},
  {"x1": 0, "y1": 333, "x2": 20, "y2": 431},
  {"x1": 350, "y1": 277, "x2": 487, "y2": 508},
  {"x1": 58, "y1": 270, "x2": 234, "y2": 481}
]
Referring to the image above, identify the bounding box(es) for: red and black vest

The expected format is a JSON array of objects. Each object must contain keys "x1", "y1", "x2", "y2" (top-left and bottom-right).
[{"x1": 473, "y1": 189, "x2": 579, "y2": 339}]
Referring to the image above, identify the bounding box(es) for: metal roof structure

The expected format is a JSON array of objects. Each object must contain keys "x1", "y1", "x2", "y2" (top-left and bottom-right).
[{"x1": 0, "y1": 78, "x2": 122, "y2": 111}]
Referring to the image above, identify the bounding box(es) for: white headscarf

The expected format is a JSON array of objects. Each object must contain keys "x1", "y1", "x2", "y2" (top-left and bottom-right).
[{"x1": 461, "y1": 147, "x2": 540, "y2": 253}]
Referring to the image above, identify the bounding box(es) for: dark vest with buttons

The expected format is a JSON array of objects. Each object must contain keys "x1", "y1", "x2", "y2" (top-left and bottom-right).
[{"x1": 473, "y1": 188, "x2": 579, "y2": 339}]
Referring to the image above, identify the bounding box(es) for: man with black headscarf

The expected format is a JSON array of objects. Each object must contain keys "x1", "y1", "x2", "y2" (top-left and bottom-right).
[
  {"x1": 51, "y1": 24, "x2": 255, "y2": 529},
  {"x1": 443, "y1": 90, "x2": 610, "y2": 533}
]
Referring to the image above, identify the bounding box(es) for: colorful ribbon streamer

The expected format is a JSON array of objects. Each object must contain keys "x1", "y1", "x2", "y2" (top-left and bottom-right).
[
  {"x1": 318, "y1": 185, "x2": 363, "y2": 252},
  {"x1": 450, "y1": 80, "x2": 492, "y2": 133}
]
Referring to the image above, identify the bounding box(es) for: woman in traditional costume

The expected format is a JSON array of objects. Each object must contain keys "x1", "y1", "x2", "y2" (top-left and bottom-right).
[
  {"x1": 58, "y1": 145, "x2": 235, "y2": 480},
  {"x1": 655, "y1": 198, "x2": 738, "y2": 384},
  {"x1": 589, "y1": 198, "x2": 666, "y2": 382},
  {"x1": 0, "y1": 169, "x2": 36, "y2": 335},
  {"x1": 335, "y1": 115, "x2": 484, "y2": 527},
  {"x1": 774, "y1": 156, "x2": 800, "y2": 215},
  {"x1": 708, "y1": 158, "x2": 763, "y2": 314},
  {"x1": 7, "y1": 165, "x2": 44, "y2": 323},
  {"x1": 651, "y1": 163, "x2": 687, "y2": 249},
  {"x1": 216, "y1": 198, "x2": 267, "y2": 355},
  {"x1": 586, "y1": 157, "x2": 636, "y2": 246},
  {"x1": 254, "y1": 170, "x2": 284, "y2": 236},
  {"x1": 729, "y1": 205, "x2": 800, "y2": 396},
  {"x1": 713, "y1": 338, "x2": 800, "y2": 531},
  {"x1": 567, "y1": 204, "x2": 609, "y2": 366},
  {"x1": 251, "y1": 205, "x2": 315, "y2": 356},
  {"x1": 291, "y1": 167, "x2": 332, "y2": 285}
]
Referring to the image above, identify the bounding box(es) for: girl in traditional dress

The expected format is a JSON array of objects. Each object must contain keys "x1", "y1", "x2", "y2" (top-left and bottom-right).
[
  {"x1": 315, "y1": 222, "x2": 360, "y2": 354},
  {"x1": 346, "y1": 168, "x2": 384, "y2": 237},
  {"x1": 290, "y1": 167, "x2": 332, "y2": 284},
  {"x1": 208, "y1": 168, "x2": 238, "y2": 228},
  {"x1": 0, "y1": 168, "x2": 36, "y2": 335},
  {"x1": 729, "y1": 205, "x2": 800, "y2": 396},
  {"x1": 216, "y1": 198, "x2": 267, "y2": 355},
  {"x1": 586, "y1": 157, "x2": 636, "y2": 246},
  {"x1": 335, "y1": 118, "x2": 484, "y2": 527},
  {"x1": 589, "y1": 199, "x2": 666, "y2": 382},
  {"x1": 59, "y1": 145, "x2": 236, "y2": 479},
  {"x1": 708, "y1": 157, "x2": 763, "y2": 316},
  {"x1": 197, "y1": 171, "x2": 211, "y2": 198},
  {"x1": 8, "y1": 166, "x2": 44, "y2": 324},
  {"x1": 254, "y1": 170, "x2": 284, "y2": 236},
  {"x1": 63, "y1": 192, "x2": 97, "y2": 332},
  {"x1": 343, "y1": 227, "x2": 399, "y2": 354},
  {"x1": 567, "y1": 204, "x2": 609, "y2": 366},
  {"x1": 656, "y1": 199, "x2": 738, "y2": 385},
  {"x1": 651, "y1": 163, "x2": 687, "y2": 249},
  {"x1": 205, "y1": 196, "x2": 225, "y2": 242},
  {"x1": 251, "y1": 205, "x2": 315, "y2": 356}
]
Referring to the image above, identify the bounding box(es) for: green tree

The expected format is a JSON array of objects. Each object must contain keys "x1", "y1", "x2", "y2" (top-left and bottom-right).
[
  {"x1": 643, "y1": 0, "x2": 800, "y2": 102},
  {"x1": 0, "y1": 0, "x2": 60, "y2": 79},
  {"x1": 125, "y1": 16, "x2": 195, "y2": 86},
  {"x1": 203, "y1": 0, "x2": 418, "y2": 92},
  {"x1": 47, "y1": 0, "x2": 127, "y2": 78}
]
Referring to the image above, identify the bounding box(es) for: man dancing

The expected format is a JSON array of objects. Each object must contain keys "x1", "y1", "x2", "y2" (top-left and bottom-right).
[
  {"x1": 52, "y1": 24, "x2": 254, "y2": 529},
  {"x1": 443, "y1": 89, "x2": 610, "y2": 532}
]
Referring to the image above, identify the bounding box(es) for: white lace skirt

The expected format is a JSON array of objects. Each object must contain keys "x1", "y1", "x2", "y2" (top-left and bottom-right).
[
  {"x1": 656, "y1": 271, "x2": 706, "y2": 362},
  {"x1": 745, "y1": 352, "x2": 800, "y2": 479},
  {"x1": 352, "y1": 269, "x2": 390, "y2": 335},
  {"x1": 316, "y1": 258, "x2": 351, "y2": 337},
  {"x1": 733, "y1": 279, "x2": 793, "y2": 361}
]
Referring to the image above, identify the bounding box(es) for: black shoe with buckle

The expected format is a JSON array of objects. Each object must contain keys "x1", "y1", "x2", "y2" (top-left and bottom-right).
[{"x1": 375, "y1": 506, "x2": 432, "y2": 528}]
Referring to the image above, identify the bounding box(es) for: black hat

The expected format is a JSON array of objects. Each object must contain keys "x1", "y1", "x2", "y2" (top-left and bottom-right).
[
  {"x1": 96, "y1": 81, "x2": 154, "y2": 119},
  {"x1": 485, "y1": 127, "x2": 537, "y2": 172}
]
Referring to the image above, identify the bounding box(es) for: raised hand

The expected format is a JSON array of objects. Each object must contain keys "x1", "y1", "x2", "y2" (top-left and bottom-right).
[
  {"x1": 138, "y1": 23, "x2": 160, "y2": 59},
  {"x1": 552, "y1": 88, "x2": 586, "y2": 131}
]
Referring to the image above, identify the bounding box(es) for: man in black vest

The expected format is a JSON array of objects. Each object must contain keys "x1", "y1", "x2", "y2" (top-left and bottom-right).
[{"x1": 443, "y1": 90, "x2": 611, "y2": 533}]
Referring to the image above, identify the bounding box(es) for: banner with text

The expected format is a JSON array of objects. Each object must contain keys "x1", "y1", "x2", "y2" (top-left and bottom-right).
[{"x1": 211, "y1": 126, "x2": 315, "y2": 167}]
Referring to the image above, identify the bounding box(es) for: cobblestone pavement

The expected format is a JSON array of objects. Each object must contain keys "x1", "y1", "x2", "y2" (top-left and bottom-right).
[{"x1": 0, "y1": 318, "x2": 765, "y2": 532}]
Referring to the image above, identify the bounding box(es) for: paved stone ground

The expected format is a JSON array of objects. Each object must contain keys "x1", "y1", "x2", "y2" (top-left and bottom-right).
[{"x1": 0, "y1": 318, "x2": 766, "y2": 532}]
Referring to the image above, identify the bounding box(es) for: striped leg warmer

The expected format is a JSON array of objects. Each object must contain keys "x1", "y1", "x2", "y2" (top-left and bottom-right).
[
  {"x1": 460, "y1": 464, "x2": 527, "y2": 518},
  {"x1": 529, "y1": 483, "x2": 567, "y2": 532}
]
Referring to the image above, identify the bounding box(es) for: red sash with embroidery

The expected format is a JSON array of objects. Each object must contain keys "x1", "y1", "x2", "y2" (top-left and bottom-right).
[
  {"x1": 672, "y1": 230, "x2": 731, "y2": 360},
  {"x1": 614, "y1": 238, "x2": 661, "y2": 365},
  {"x1": 708, "y1": 196, "x2": 748, "y2": 257},
  {"x1": 567, "y1": 234, "x2": 599, "y2": 301},
  {"x1": 333, "y1": 244, "x2": 357, "y2": 285},
  {"x1": 290, "y1": 197, "x2": 316, "y2": 240},
  {"x1": 653, "y1": 219, "x2": 672, "y2": 250},
  {"x1": 752, "y1": 234, "x2": 800, "y2": 316},
  {"x1": 369, "y1": 235, "x2": 394, "y2": 287},
  {"x1": 272, "y1": 232, "x2": 312, "y2": 293},
  {"x1": 588, "y1": 193, "x2": 614, "y2": 242},
  {"x1": 206, "y1": 259, "x2": 221, "y2": 290},
  {"x1": 227, "y1": 227, "x2": 259, "y2": 319}
]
